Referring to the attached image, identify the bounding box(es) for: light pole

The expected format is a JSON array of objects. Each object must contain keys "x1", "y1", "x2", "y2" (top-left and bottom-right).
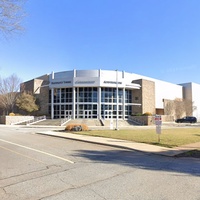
[{"x1": 115, "y1": 69, "x2": 119, "y2": 130}]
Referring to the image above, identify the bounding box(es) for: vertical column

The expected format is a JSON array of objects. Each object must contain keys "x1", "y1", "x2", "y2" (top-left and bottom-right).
[
  {"x1": 59, "y1": 89, "x2": 61, "y2": 118},
  {"x1": 72, "y1": 87, "x2": 76, "y2": 119},
  {"x1": 123, "y1": 88, "x2": 125, "y2": 120},
  {"x1": 51, "y1": 88, "x2": 54, "y2": 119},
  {"x1": 98, "y1": 87, "x2": 101, "y2": 119},
  {"x1": 116, "y1": 70, "x2": 119, "y2": 130},
  {"x1": 77, "y1": 87, "x2": 79, "y2": 118}
]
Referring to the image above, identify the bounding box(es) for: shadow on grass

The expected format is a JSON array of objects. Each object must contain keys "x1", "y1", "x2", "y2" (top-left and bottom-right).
[{"x1": 73, "y1": 149, "x2": 200, "y2": 176}]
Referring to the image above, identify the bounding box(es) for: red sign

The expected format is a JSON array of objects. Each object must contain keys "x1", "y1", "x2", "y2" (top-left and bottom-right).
[{"x1": 155, "y1": 115, "x2": 162, "y2": 126}]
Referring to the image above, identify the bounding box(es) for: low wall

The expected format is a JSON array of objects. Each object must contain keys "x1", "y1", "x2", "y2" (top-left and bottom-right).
[
  {"x1": 0, "y1": 116, "x2": 34, "y2": 125},
  {"x1": 129, "y1": 116, "x2": 154, "y2": 125},
  {"x1": 129, "y1": 115, "x2": 174, "y2": 125}
]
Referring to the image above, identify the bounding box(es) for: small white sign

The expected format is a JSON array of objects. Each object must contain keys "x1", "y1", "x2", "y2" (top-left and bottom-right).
[
  {"x1": 156, "y1": 125, "x2": 161, "y2": 134},
  {"x1": 155, "y1": 115, "x2": 162, "y2": 125},
  {"x1": 110, "y1": 119, "x2": 113, "y2": 130},
  {"x1": 155, "y1": 120, "x2": 162, "y2": 126},
  {"x1": 155, "y1": 115, "x2": 162, "y2": 135}
]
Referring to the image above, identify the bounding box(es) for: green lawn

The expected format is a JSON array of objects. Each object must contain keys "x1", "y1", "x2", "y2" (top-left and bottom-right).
[{"x1": 72, "y1": 127, "x2": 200, "y2": 148}]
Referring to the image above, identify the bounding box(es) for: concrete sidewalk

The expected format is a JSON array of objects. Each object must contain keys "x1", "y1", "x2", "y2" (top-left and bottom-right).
[{"x1": 36, "y1": 131, "x2": 200, "y2": 157}]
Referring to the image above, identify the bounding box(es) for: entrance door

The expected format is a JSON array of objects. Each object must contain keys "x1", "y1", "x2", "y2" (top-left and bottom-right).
[
  {"x1": 65, "y1": 110, "x2": 72, "y2": 118},
  {"x1": 84, "y1": 110, "x2": 92, "y2": 118},
  {"x1": 104, "y1": 110, "x2": 113, "y2": 119}
]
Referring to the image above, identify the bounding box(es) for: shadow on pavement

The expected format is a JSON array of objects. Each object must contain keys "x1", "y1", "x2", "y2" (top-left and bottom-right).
[{"x1": 73, "y1": 149, "x2": 200, "y2": 176}]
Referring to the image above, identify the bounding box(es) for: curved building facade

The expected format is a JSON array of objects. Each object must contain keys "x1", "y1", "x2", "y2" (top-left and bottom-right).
[
  {"x1": 49, "y1": 69, "x2": 141, "y2": 119},
  {"x1": 22, "y1": 69, "x2": 198, "y2": 121}
]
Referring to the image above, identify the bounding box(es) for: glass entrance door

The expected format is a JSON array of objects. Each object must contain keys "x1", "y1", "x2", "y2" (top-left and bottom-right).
[
  {"x1": 104, "y1": 110, "x2": 113, "y2": 119},
  {"x1": 65, "y1": 110, "x2": 72, "y2": 118},
  {"x1": 84, "y1": 110, "x2": 92, "y2": 118}
]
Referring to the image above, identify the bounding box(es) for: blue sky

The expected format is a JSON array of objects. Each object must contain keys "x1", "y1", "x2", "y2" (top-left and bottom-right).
[{"x1": 0, "y1": 0, "x2": 200, "y2": 84}]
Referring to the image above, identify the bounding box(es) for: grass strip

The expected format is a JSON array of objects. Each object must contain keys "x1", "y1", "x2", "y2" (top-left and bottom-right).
[{"x1": 70, "y1": 128, "x2": 200, "y2": 148}]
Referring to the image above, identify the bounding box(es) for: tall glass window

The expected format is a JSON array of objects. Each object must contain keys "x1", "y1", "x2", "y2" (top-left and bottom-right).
[
  {"x1": 101, "y1": 87, "x2": 132, "y2": 119},
  {"x1": 75, "y1": 87, "x2": 98, "y2": 118},
  {"x1": 101, "y1": 87, "x2": 123, "y2": 119},
  {"x1": 125, "y1": 90, "x2": 132, "y2": 103},
  {"x1": 50, "y1": 88, "x2": 73, "y2": 118},
  {"x1": 49, "y1": 86, "x2": 132, "y2": 119},
  {"x1": 76, "y1": 87, "x2": 97, "y2": 103}
]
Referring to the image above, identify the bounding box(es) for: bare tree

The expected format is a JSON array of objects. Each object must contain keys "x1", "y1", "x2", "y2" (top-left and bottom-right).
[
  {"x1": 164, "y1": 98, "x2": 194, "y2": 119},
  {"x1": 0, "y1": 0, "x2": 26, "y2": 37},
  {"x1": 0, "y1": 74, "x2": 22, "y2": 114},
  {"x1": 164, "y1": 100, "x2": 175, "y2": 116},
  {"x1": 174, "y1": 98, "x2": 185, "y2": 118}
]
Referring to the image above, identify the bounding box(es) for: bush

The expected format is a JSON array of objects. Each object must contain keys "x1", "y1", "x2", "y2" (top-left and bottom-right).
[
  {"x1": 9, "y1": 112, "x2": 15, "y2": 116},
  {"x1": 65, "y1": 124, "x2": 89, "y2": 131},
  {"x1": 142, "y1": 112, "x2": 152, "y2": 116}
]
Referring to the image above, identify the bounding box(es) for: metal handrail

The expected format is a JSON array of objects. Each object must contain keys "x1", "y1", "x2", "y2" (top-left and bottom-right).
[
  {"x1": 26, "y1": 115, "x2": 46, "y2": 125},
  {"x1": 128, "y1": 116, "x2": 144, "y2": 125},
  {"x1": 61, "y1": 115, "x2": 71, "y2": 126},
  {"x1": 99, "y1": 118, "x2": 104, "y2": 126}
]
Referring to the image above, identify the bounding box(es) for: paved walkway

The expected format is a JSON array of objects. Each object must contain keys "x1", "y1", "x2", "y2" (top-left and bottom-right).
[{"x1": 36, "y1": 131, "x2": 200, "y2": 157}]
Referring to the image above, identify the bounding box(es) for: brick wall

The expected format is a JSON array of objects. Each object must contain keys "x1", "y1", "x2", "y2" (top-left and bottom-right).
[
  {"x1": 132, "y1": 79, "x2": 155, "y2": 115},
  {"x1": 20, "y1": 75, "x2": 50, "y2": 116}
]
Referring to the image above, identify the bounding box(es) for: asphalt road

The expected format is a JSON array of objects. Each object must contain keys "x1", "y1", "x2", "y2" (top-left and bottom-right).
[{"x1": 0, "y1": 126, "x2": 200, "y2": 200}]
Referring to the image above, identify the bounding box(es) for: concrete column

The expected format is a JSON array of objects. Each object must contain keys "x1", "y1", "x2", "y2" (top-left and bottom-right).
[
  {"x1": 116, "y1": 70, "x2": 119, "y2": 130},
  {"x1": 123, "y1": 88, "x2": 125, "y2": 120},
  {"x1": 59, "y1": 89, "x2": 61, "y2": 118},
  {"x1": 98, "y1": 87, "x2": 101, "y2": 119},
  {"x1": 72, "y1": 87, "x2": 76, "y2": 119},
  {"x1": 51, "y1": 88, "x2": 54, "y2": 119}
]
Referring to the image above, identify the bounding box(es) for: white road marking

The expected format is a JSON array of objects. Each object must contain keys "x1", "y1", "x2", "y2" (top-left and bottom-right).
[
  {"x1": 0, "y1": 145, "x2": 47, "y2": 164},
  {"x1": 0, "y1": 139, "x2": 74, "y2": 164}
]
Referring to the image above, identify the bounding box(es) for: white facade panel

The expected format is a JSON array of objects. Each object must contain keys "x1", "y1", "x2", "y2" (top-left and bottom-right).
[
  {"x1": 99, "y1": 70, "x2": 140, "y2": 89},
  {"x1": 123, "y1": 72, "x2": 183, "y2": 109},
  {"x1": 76, "y1": 69, "x2": 99, "y2": 77},
  {"x1": 49, "y1": 70, "x2": 141, "y2": 89},
  {"x1": 191, "y1": 83, "x2": 200, "y2": 121},
  {"x1": 155, "y1": 80, "x2": 183, "y2": 109},
  {"x1": 53, "y1": 70, "x2": 74, "y2": 79},
  {"x1": 73, "y1": 77, "x2": 99, "y2": 87}
]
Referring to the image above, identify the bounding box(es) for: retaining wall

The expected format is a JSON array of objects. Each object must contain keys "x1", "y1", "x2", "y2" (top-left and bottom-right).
[
  {"x1": 0, "y1": 116, "x2": 34, "y2": 125},
  {"x1": 129, "y1": 115, "x2": 174, "y2": 125}
]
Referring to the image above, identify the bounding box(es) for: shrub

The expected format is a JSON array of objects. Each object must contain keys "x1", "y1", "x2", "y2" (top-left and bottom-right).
[
  {"x1": 142, "y1": 112, "x2": 152, "y2": 116},
  {"x1": 9, "y1": 112, "x2": 15, "y2": 116},
  {"x1": 65, "y1": 124, "x2": 89, "y2": 131}
]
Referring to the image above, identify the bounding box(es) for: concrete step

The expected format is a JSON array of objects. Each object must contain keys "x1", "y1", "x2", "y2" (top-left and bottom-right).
[
  {"x1": 101, "y1": 119, "x2": 140, "y2": 126},
  {"x1": 66, "y1": 119, "x2": 102, "y2": 127},
  {"x1": 34, "y1": 119, "x2": 62, "y2": 126}
]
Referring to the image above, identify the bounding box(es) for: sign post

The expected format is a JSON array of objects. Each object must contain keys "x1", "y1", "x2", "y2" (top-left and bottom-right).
[
  {"x1": 155, "y1": 115, "x2": 162, "y2": 142},
  {"x1": 110, "y1": 119, "x2": 114, "y2": 130}
]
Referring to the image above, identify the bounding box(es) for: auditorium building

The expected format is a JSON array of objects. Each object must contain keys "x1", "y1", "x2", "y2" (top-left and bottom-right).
[{"x1": 21, "y1": 69, "x2": 200, "y2": 121}]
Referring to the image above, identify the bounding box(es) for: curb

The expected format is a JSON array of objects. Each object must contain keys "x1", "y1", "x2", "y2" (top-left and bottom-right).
[{"x1": 36, "y1": 131, "x2": 186, "y2": 157}]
